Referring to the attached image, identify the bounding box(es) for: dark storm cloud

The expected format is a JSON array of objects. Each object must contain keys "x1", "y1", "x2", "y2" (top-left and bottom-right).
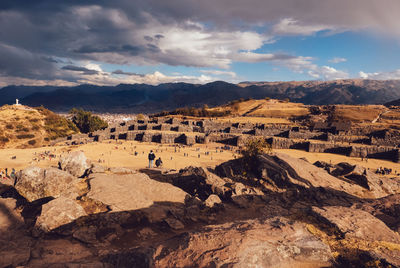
[
  {"x1": 61, "y1": 65, "x2": 99, "y2": 75},
  {"x1": 112, "y1": 69, "x2": 145, "y2": 76},
  {"x1": 0, "y1": 43, "x2": 57, "y2": 79},
  {"x1": 73, "y1": 44, "x2": 147, "y2": 56},
  {"x1": 1, "y1": 0, "x2": 400, "y2": 85}
]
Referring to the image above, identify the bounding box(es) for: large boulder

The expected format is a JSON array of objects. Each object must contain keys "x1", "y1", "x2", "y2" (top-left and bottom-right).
[
  {"x1": 15, "y1": 167, "x2": 79, "y2": 202},
  {"x1": 153, "y1": 217, "x2": 333, "y2": 267},
  {"x1": 87, "y1": 172, "x2": 188, "y2": 212},
  {"x1": 59, "y1": 151, "x2": 91, "y2": 177},
  {"x1": 172, "y1": 166, "x2": 232, "y2": 201},
  {"x1": 35, "y1": 196, "x2": 87, "y2": 232}
]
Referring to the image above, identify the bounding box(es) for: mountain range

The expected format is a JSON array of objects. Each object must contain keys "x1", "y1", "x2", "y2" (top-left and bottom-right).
[{"x1": 2, "y1": 79, "x2": 400, "y2": 113}]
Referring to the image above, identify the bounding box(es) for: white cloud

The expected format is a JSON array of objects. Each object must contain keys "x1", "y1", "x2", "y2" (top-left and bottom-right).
[
  {"x1": 359, "y1": 70, "x2": 400, "y2": 80},
  {"x1": 200, "y1": 70, "x2": 237, "y2": 78},
  {"x1": 328, "y1": 57, "x2": 347, "y2": 64},
  {"x1": 272, "y1": 18, "x2": 335, "y2": 36},
  {"x1": 62, "y1": 62, "x2": 216, "y2": 85},
  {"x1": 274, "y1": 56, "x2": 349, "y2": 80}
]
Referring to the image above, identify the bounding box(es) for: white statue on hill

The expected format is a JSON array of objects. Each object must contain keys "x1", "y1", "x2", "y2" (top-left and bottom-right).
[{"x1": 16, "y1": 99, "x2": 20, "y2": 105}]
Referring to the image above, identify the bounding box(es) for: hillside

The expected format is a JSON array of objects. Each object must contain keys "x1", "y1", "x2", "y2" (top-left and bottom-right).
[
  {"x1": 0, "y1": 105, "x2": 78, "y2": 149},
  {"x1": 1, "y1": 79, "x2": 400, "y2": 113}
]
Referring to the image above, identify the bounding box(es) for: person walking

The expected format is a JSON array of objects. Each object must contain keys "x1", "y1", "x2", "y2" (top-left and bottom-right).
[{"x1": 148, "y1": 150, "x2": 156, "y2": 168}]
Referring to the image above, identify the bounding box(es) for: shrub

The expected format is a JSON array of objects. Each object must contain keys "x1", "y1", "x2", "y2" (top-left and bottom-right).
[
  {"x1": 28, "y1": 139, "x2": 36, "y2": 145},
  {"x1": 16, "y1": 134, "x2": 35, "y2": 139},
  {"x1": 69, "y1": 108, "x2": 108, "y2": 134},
  {"x1": 0, "y1": 136, "x2": 9, "y2": 143},
  {"x1": 16, "y1": 127, "x2": 29, "y2": 132},
  {"x1": 32, "y1": 125, "x2": 40, "y2": 131},
  {"x1": 5, "y1": 124, "x2": 13, "y2": 129},
  {"x1": 36, "y1": 106, "x2": 79, "y2": 139},
  {"x1": 232, "y1": 102, "x2": 240, "y2": 112}
]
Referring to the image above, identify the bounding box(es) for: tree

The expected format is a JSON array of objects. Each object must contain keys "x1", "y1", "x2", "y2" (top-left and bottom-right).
[
  {"x1": 241, "y1": 137, "x2": 272, "y2": 162},
  {"x1": 69, "y1": 108, "x2": 108, "y2": 133},
  {"x1": 232, "y1": 102, "x2": 240, "y2": 112}
]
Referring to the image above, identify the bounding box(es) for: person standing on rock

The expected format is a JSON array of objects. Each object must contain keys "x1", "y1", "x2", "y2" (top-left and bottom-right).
[{"x1": 148, "y1": 150, "x2": 156, "y2": 168}]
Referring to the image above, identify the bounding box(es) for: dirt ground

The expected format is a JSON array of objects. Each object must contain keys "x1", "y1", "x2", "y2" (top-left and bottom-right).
[
  {"x1": 0, "y1": 141, "x2": 239, "y2": 171},
  {"x1": 1, "y1": 140, "x2": 400, "y2": 176}
]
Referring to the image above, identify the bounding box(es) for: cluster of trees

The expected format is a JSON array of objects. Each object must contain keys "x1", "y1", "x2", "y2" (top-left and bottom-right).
[
  {"x1": 154, "y1": 106, "x2": 231, "y2": 118},
  {"x1": 69, "y1": 108, "x2": 108, "y2": 134}
]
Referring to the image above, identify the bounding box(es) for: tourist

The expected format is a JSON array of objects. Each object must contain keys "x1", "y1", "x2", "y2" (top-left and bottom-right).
[
  {"x1": 10, "y1": 168, "x2": 16, "y2": 182},
  {"x1": 155, "y1": 157, "x2": 163, "y2": 168},
  {"x1": 148, "y1": 150, "x2": 156, "y2": 168}
]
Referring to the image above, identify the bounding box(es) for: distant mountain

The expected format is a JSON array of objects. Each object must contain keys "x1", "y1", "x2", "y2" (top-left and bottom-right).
[
  {"x1": 385, "y1": 98, "x2": 400, "y2": 107},
  {"x1": 1, "y1": 79, "x2": 400, "y2": 113}
]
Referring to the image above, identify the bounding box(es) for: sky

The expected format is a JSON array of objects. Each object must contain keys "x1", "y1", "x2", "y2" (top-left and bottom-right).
[{"x1": 1, "y1": 0, "x2": 400, "y2": 87}]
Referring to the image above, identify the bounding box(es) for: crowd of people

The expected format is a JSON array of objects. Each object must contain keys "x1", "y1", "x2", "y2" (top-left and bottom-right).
[
  {"x1": 0, "y1": 167, "x2": 16, "y2": 183},
  {"x1": 376, "y1": 167, "x2": 394, "y2": 175},
  {"x1": 32, "y1": 150, "x2": 57, "y2": 162}
]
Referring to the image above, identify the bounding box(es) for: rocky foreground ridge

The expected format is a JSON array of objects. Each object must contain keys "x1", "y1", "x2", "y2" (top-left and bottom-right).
[{"x1": 1, "y1": 152, "x2": 400, "y2": 267}]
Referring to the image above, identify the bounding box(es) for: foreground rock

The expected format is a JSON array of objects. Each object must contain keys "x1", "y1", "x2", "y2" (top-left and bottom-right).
[
  {"x1": 35, "y1": 196, "x2": 87, "y2": 232},
  {"x1": 15, "y1": 167, "x2": 78, "y2": 202},
  {"x1": 2, "y1": 151, "x2": 400, "y2": 267},
  {"x1": 87, "y1": 172, "x2": 189, "y2": 212},
  {"x1": 311, "y1": 206, "x2": 400, "y2": 266},
  {"x1": 59, "y1": 151, "x2": 90, "y2": 177},
  {"x1": 153, "y1": 217, "x2": 333, "y2": 267},
  {"x1": 0, "y1": 198, "x2": 31, "y2": 267},
  {"x1": 312, "y1": 206, "x2": 400, "y2": 243}
]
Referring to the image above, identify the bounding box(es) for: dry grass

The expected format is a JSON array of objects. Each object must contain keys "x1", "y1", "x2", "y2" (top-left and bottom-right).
[
  {"x1": 332, "y1": 105, "x2": 387, "y2": 122},
  {"x1": 0, "y1": 105, "x2": 78, "y2": 149}
]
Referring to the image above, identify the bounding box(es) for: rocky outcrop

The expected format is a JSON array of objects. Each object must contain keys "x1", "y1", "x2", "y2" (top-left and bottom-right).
[
  {"x1": 15, "y1": 167, "x2": 78, "y2": 202},
  {"x1": 317, "y1": 161, "x2": 400, "y2": 197},
  {"x1": 35, "y1": 196, "x2": 87, "y2": 232},
  {"x1": 59, "y1": 151, "x2": 90, "y2": 177},
  {"x1": 216, "y1": 153, "x2": 371, "y2": 198}
]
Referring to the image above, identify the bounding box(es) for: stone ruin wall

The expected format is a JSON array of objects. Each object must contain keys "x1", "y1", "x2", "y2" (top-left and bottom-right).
[{"x1": 52, "y1": 116, "x2": 400, "y2": 162}]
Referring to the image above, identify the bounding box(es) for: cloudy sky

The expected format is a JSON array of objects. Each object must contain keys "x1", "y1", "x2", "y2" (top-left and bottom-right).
[{"x1": 1, "y1": 0, "x2": 400, "y2": 86}]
